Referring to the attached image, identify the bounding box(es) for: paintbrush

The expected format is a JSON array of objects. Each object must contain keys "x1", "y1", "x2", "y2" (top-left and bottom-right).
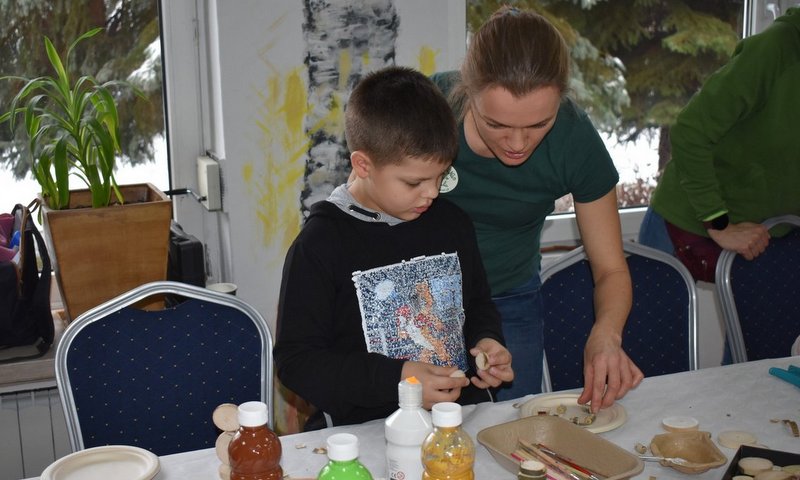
[
  {"x1": 536, "y1": 443, "x2": 605, "y2": 480},
  {"x1": 518, "y1": 439, "x2": 587, "y2": 480}
]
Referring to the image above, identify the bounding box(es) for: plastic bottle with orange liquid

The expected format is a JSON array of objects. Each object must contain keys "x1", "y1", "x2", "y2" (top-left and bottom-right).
[
  {"x1": 420, "y1": 402, "x2": 475, "y2": 480},
  {"x1": 228, "y1": 401, "x2": 283, "y2": 480}
]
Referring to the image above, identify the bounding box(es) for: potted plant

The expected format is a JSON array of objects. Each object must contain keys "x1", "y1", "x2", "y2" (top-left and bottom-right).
[{"x1": 0, "y1": 28, "x2": 172, "y2": 321}]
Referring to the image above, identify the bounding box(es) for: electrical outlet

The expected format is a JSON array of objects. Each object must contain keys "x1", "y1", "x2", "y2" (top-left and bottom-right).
[{"x1": 197, "y1": 155, "x2": 222, "y2": 211}]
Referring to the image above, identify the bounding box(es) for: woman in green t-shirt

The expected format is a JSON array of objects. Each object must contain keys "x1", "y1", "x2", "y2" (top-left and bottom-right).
[{"x1": 434, "y1": 6, "x2": 643, "y2": 408}]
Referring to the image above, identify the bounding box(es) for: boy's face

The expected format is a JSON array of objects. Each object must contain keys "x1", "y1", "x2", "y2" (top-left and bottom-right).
[{"x1": 354, "y1": 154, "x2": 451, "y2": 221}]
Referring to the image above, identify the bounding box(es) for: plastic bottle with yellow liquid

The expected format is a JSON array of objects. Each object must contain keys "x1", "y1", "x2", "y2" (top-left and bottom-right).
[{"x1": 421, "y1": 402, "x2": 475, "y2": 480}]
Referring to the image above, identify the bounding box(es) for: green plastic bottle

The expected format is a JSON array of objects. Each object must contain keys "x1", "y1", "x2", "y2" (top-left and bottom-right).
[{"x1": 317, "y1": 433, "x2": 374, "y2": 480}]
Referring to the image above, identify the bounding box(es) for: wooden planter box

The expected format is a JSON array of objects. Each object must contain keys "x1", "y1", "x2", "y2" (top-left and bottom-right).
[{"x1": 42, "y1": 183, "x2": 172, "y2": 321}]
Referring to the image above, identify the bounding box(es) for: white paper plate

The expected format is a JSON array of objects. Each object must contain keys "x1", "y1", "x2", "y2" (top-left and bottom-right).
[
  {"x1": 518, "y1": 393, "x2": 627, "y2": 433},
  {"x1": 41, "y1": 445, "x2": 159, "y2": 480}
]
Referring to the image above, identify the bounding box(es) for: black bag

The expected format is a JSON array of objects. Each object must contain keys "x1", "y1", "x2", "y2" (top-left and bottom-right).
[{"x1": 0, "y1": 201, "x2": 54, "y2": 361}]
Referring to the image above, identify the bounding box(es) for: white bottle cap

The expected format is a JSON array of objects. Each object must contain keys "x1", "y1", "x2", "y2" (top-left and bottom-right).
[
  {"x1": 398, "y1": 377, "x2": 423, "y2": 408},
  {"x1": 237, "y1": 401, "x2": 268, "y2": 427},
  {"x1": 327, "y1": 433, "x2": 360, "y2": 461},
  {"x1": 431, "y1": 402, "x2": 462, "y2": 427}
]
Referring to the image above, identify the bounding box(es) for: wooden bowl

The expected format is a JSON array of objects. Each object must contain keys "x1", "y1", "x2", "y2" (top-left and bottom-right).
[{"x1": 650, "y1": 431, "x2": 727, "y2": 474}]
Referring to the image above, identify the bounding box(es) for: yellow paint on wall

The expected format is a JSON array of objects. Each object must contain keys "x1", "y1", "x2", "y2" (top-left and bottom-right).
[
  {"x1": 338, "y1": 50, "x2": 352, "y2": 91},
  {"x1": 247, "y1": 66, "x2": 310, "y2": 255},
  {"x1": 242, "y1": 163, "x2": 253, "y2": 183},
  {"x1": 306, "y1": 91, "x2": 344, "y2": 137},
  {"x1": 282, "y1": 71, "x2": 306, "y2": 134},
  {"x1": 417, "y1": 45, "x2": 439, "y2": 76}
]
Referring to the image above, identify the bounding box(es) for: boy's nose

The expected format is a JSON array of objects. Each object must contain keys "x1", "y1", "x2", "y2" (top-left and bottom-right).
[{"x1": 424, "y1": 182, "x2": 440, "y2": 199}]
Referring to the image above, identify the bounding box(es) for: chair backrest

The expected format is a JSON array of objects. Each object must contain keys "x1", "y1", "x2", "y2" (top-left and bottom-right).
[
  {"x1": 55, "y1": 281, "x2": 274, "y2": 455},
  {"x1": 715, "y1": 215, "x2": 800, "y2": 363},
  {"x1": 540, "y1": 242, "x2": 698, "y2": 392}
]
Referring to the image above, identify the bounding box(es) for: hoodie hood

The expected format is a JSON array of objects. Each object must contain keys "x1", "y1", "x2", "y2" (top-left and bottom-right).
[{"x1": 326, "y1": 184, "x2": 405, "y2": 226}]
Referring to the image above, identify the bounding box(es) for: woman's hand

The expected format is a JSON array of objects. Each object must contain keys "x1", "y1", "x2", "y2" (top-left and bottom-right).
[
  {"x1": 578, "y1": 325, "x2": 643, "y2": 412},
  {"x1": 401, "y1": 361, "x2": 469, "y2": 409},
  {"x1": 707, "y1": 222, "x2": 770, "y2": 260},
  {"x1": 469, "y1": 338, "x2": 514, "y2": 389}
]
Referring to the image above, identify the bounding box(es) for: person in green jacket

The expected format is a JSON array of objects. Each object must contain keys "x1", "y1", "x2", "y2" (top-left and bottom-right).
[{"x1": 639, "y1": 7, "x2": 800, "y2": 282}]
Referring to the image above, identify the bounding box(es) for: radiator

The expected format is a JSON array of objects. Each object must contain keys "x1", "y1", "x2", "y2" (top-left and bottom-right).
[{"x1": 0, "y1": 388, "x2": 70, "y2": 480}]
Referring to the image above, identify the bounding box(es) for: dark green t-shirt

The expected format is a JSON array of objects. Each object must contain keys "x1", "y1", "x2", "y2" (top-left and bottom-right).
[{"x1": 432, "y1": 72, "x2": 619, "y2": 295}]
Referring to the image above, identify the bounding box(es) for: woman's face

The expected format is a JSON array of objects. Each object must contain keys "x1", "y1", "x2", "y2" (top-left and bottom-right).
[{"x1": 467, "y1": 85, "x2": 561, "y2": 166}]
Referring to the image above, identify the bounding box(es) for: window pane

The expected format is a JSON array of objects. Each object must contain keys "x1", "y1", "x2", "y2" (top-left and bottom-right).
[{"x1": 0, "y1": 0, "x2": 168, "y2": 213}]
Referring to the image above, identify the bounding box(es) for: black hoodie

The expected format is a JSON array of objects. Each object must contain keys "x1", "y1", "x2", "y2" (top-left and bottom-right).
[{"x1": 273, "y1": 193, "x2": 504, "y2": 427}]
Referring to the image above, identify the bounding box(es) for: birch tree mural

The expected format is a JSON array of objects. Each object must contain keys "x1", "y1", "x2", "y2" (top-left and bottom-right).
[{"x1": 301, "y1": 0, "x2": 400, "y2": 215}]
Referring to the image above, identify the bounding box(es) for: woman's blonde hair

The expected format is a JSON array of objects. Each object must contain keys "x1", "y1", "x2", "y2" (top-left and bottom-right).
[{"x1": 452, "y1": 5, "x2": 570, "y2": 118}]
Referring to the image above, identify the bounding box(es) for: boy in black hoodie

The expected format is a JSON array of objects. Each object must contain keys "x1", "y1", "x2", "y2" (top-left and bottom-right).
[{"x1": 273, "y1": 66, "x2": 513, "y2": 429}]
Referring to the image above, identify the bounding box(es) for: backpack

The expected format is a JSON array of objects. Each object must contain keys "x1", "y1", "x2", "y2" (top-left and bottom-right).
[{"x1": 0, "y1": 202, "x2": 54, "y2": 361}]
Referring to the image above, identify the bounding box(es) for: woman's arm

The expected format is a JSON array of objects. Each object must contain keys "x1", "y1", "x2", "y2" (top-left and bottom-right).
[{"x1": 574, "y1": 189, "x2": 643, "y2": 411}]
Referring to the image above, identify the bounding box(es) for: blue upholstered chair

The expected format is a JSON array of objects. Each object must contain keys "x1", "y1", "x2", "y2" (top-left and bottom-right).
[
  {"x1": 715, "y1": 215, "x2": 800, "y2": 364},
  {"x1": 55, "y1": 281, "x2": 273, "y2": 455},
  {"x1": 540, "y1": 241, "x2": 698, "y2": 392}
]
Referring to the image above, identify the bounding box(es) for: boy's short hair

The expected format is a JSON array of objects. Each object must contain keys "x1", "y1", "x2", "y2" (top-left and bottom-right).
[{"x1": 345, "y1": 66, "x2": 458, "y2": 166}]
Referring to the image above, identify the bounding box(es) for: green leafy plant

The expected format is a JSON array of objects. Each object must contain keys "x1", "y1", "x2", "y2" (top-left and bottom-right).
[{"x1": 0, "y1": 28, "x2": 142, "y2": 209}]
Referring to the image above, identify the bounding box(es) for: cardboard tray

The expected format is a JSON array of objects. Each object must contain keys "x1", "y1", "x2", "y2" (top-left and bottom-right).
[
  {"x1": 477, "y1": 415, "x2": 644, "y2": 479},
  {"x1": 721, "y1": 445, "x2": 800, "y2": 479}
]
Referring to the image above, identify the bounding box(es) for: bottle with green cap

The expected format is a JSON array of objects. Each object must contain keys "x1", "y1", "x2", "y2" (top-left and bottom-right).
[
  {"x1": 421, "y1": 402, "x2": 475, "y2": 479},
  {"x1": 317, "y1": 433, "x2": 374, "y2": 480}
]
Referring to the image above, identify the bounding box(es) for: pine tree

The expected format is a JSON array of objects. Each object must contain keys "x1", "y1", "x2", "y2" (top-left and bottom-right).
[{"x1": 467, "y1": 0, "x2": 742, "y2": 171}]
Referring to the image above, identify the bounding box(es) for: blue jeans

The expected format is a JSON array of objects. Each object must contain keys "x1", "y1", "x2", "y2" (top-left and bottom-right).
[
  {"x1": 638, "y1": 208, "x2": 675, "y2": 255},
  {"x1": 492, "y1": 274, "x2": 544, "y2": 401}
]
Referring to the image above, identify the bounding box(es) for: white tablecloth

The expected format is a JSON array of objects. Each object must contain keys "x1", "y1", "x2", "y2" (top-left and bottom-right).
[{"x1": 30, "y1": 356, "x2": 800, "y2": 480}]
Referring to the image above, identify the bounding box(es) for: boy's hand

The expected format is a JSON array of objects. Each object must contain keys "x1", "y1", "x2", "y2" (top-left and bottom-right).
[
  {"x1": 401, "y1": 361, "x2": 470, "y2": 409},
  {"x1": 469, "y1": 338, "x2": 514, "y2": 389}
]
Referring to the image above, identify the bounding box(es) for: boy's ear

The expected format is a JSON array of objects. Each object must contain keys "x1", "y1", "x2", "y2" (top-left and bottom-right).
[{"x1": 350, "y1": 150, "x2": 374, "y2": 178}]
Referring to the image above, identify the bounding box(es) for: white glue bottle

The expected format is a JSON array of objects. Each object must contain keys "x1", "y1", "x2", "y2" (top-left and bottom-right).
[{"x1": 385, "y1": 376, "x2": 433, "y2": 480}]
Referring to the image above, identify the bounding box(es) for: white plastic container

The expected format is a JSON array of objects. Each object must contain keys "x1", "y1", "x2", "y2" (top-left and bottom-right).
[{"x1": 384, "y1": 377, "x2": 433, "y2": 480}]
